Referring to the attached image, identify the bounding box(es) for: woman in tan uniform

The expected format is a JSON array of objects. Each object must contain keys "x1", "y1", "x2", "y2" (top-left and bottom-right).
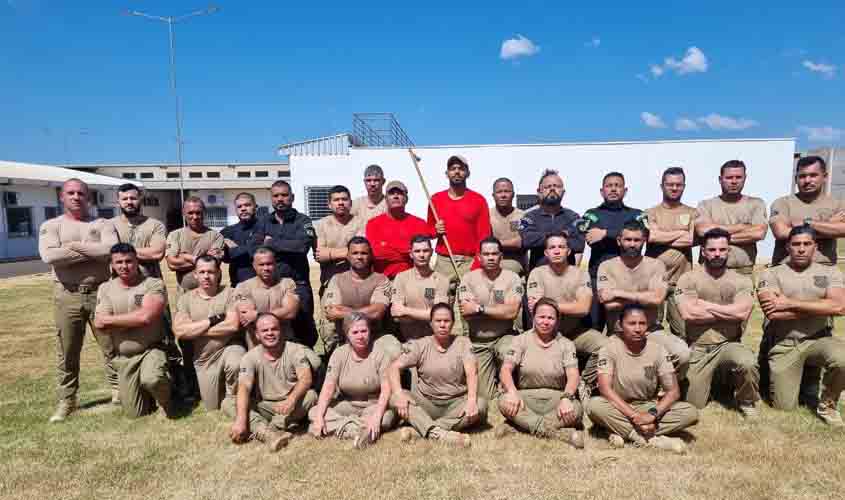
[
  {"x1": 388, "y1": 303, "x2": 487, "y2": 447},
  {"x1": 497, "y1": 298, "x2": 584, "y2": 448},
  {"x1": 309, "y1": 312, "x2": 397, "y2": 449}
]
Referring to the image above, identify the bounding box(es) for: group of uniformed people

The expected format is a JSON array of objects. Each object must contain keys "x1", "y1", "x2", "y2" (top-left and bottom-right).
[{"x1": 38, "y1": 153, "x2": 845, "y2": 454}]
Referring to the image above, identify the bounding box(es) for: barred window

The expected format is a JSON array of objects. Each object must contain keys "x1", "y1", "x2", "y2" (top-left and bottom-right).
[
  {"x1": 6, "y1": 207, "x2": 33, "y2": 238},
  {"x1": 206, "y1": 206, "x2": 228, "y2": 228},
  {"x1": 304, "y1": 185, "x2": 333, "y2": 220},
  {"x1": 516, "y1": 194, "x2": 538, "y2": 211}
]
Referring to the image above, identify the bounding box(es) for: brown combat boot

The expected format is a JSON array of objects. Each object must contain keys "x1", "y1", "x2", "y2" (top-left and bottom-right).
[{"x1": 429, "y1": 427, "x2": 470, "y2": 448}]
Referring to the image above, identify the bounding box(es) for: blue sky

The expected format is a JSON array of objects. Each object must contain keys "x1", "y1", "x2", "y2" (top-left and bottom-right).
[{"x1": 1, "y1": 1, "x2": 843, "y2": 165}]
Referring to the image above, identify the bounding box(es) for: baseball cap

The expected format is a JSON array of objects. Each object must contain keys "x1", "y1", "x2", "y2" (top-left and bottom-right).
[
  {"x1": 385, "y1": 180, "x2": 408, "y2": 194},
  {"x1": 447, "y1": 155, "x2": 469, "y2": 169}
]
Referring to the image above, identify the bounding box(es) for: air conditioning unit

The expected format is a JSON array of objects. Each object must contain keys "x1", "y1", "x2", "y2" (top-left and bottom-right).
[{"x1": 3, "y1": 191, "x2": 19, "y2": 206}]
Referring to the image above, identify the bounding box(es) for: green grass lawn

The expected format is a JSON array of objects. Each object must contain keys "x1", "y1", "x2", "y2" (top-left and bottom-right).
[{"x1": 1, "y1": 270, "x2": 844, "y2": 500}]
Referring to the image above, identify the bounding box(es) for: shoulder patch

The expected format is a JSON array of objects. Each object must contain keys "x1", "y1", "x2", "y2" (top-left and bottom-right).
[
  {"x1": 814, "y1": 275, "x2": 830, "y2": 288},
  {"x1": 514, "y1": 285, "x2": 524, "y2": 295},
  {"x1": 528, "y1": 282, "x2": 538, "y2": 289},
  {"x1": 134, "y1": 294, "x2": 144, "y2": 307},
  {"x1": 599, "y1": 275, "x2": 608, "y2": 282},
  {"x1": 494, "y1": 290, "x2": 505, "y2": 304},
  {"x1": 597, "y1": 358, "x2": 608, "y2": 367},
  {"x1": 757, "y1": 279, "x2": 768, "y2": 289},
  {"x1": 424, "y1": 287, "x2": 435, "y2": 300}
]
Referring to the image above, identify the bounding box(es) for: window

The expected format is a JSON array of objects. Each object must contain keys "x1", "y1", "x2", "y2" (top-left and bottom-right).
[
  {"x1": 206, "y1": 171, "x2": 220, "y2": 179},
  {"x1": 6, "y1": 207, "x2": 33, "y2": 238},
  {"x1": 206, "y1": 207, "x2": 228, "y2": 228},
  {"x1": 237, "y1": 171, "x2": 251, "y2": 178},
  {"x1": 255, "y1": 170, "x2": 269, "y2": 178},
  {"x1": 122, "y1": 172, "x2": 137, "y2": 179},
  {"x1": 97, "y1": 208, "x2": 115, "y2": 219},
  {"x1": 304, "y1": 185, "x2": 333, "y2": 220},
  {"x1": 166, "y1": 172, "x2": 180, "y2": 179},
  {"x1": 189, "y1": 172, "x2": 202, "y2": 179},
  {"x1": 44, "y1": 206, "x2": 60, "y2": 220},
  {"x1": 277, "y1": 171, "x2": 288, "y2": 178},
  {"x1": 207, "y1": 194, "x2": 218, "y2": 205},
  {"x1": 143, "y1": 196, "x2": 159, "y2": 207},
  {"x1": 257, "y1": 206, "x2": 270, "y2": 218},
  {"x1": 516, "y1": 194, "x2": 538, "y2": 211},
  {"x1": 140, "y1": 172, "x2": 154, "y2": 179}
]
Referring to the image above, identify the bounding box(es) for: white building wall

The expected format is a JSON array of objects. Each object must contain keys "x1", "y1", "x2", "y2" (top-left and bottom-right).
[
  {"x1": 289, "y1": 138, "x2": 795, "y2": 263},
  {"x1": 190, "y1": 188, "x2": 273, "y2": 229}
]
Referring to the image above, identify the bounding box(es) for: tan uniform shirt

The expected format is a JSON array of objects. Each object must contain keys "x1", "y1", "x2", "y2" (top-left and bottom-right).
[
  {"x1": 596, "y1": 256, "x2": 667, "y2": 333},
  {"x1": 526, "y1": 264, "x2": 591, "y2": 336},
  {"x1": 597, "y1": 335, "x2": 674, "y2": 402},
  {"x1": 645, "y1": 203, "x2": 696, "y2": 285},
  {"x1": 165, "y1": 227, "x2": 224, "y2": 290},
  {"x1": 38, "y1": 215, "x2": 111, "y2": 285},
  {"x1": 315, "y1": 214, "x2": 365, "y2": 284},
  {"x1": 239, "y1": 343, "x2": 312, "y2": 402},
  {"x1": 489, "y1": 206, "x2": 526, "y2": 271},
  {"x1": 674, "y1": 268, "x2": 753, "y2": 345},
  {"x1": 323, "y1": 270, "x2": 392, "y2": 332},
  {"x1": 696, "y1": 195, "x2": 767, "y2": 268},
  {"x1": 459, "y1": 269, "x2": 524, "y2": 341},
  {"x1": 503, "y1": 329, "x2": 577, "y2": 390},
  {"x1": 351, "y1": 195, "x2": 387, "y2": 224},
  {"x1": 391, "y1": 267, "x2": 450, "y2": 340},
  {"x1": 325, "y1": 342, "x2": 391, "y2": 403},
  {"x1": 105, "y1": 215, "x2": 167, "y2": 278},
  {"x1": 177, "y1": 286, "x2": 240, "y2": 366},
  {"x1": 757, "y1": 263, "x2": 844, "y2": 341},
  {"x1": 234, "y1": 277, "x2": 298, "y2": 340},
  {"x1": 770, "y1": 194, "x2": 845, "y2": 265},
  {"x1": 398, "y1": 336, "x2": 475, "y2": 401},
  {"x1": 95, "y1": 277, "x2": 166, "y2": 357}
]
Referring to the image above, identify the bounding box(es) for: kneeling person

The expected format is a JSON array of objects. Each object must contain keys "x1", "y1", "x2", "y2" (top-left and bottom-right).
[
  {"x1": 675, "y1": 229, "x2": 759, "y2": 416},
  {"x1": 227, "y1": 314, "x2": 319, "y2": 451},
  {"x1": 94, "y1": 243, "x2": 173, "y2": 418},
  {"x1": 588, "y1": 304, "x2": 698, "y2": 453},
  {"x1": 309, "y1": 312, "x2": 397, "y2": 448},
  {"x1": 497, "y1": 298, "x2": 584, "y2": 448},
  {"x1": 173, "y1": 255, "x2": 245, "y2": 411},
  {"x1": 757, "y1": 225, "x2": 845, "y2": 425},
  {"x1": 389, "y1": 303, "x2": 488, "y2": 447}
]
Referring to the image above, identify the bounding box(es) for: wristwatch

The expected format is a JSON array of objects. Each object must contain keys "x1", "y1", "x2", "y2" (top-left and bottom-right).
[
  {"x1": 477, "y1": 304, "x2": 486, "y2": 315},
  {"x1": 562, "y1": 392, "x2": 577, "y2": 402},
  {"x1": 648, "y1": 407, "x2": 660, "y2": 418}
]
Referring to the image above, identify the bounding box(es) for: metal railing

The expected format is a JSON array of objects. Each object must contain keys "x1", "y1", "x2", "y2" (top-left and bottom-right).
[{"x1": 352, "y1": 113, "x2": 414, "y2": 148}]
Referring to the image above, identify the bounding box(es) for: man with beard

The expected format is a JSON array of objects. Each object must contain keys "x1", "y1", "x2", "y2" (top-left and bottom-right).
[
  {"x1": 596, "y1": 221, "x2": 691, "y2": 372},
  {"x1": 104, "y1": 183, "x2": 185, "y2": 403},
  {"x1": 94, "y1": 243, "x2": 173, "y2": 418},
  {"x1": 581, "y1": 172, "x2": 643, "y2": 332},
  {"x1": 366, "y1": 180, "x2": 432, "y2": 279},
  {"x1": 489, "y1": 178, "x2": 527, "y2": 276},
  {"x1": 391, "y1": 236, "x2": 450, "y2": 341},
  {"x1": 768, "y1": 156, "x2": 845, "y2": 406},
  {"x1": 519, "y1": 170, "x2": 584, "y2": 272},
  {"x1": 675, "y1": 229, "x2": 759, "y2": 417},
  {"x1": 645, "y1": 168, "x2": 697, "y2": 340},
  {"x1": 427, "y1": 155, "x2": 492, "y2": 333},
  {"x1": 757, "y1": 225, "x2": 845, "y2": 425},
  {"x1": 261, "y1": 180, "x2": 318, "y2": 348},
  {"x1": 227, "y1": 314, "x2": 319, "y2": 451},
  {"x1": 165, "y1": 197, "x2": 225, "y2": 398},
  {"x1": 321, "y1": 237, "x2": 393, "y2": 357},
  {"x1": 458, "y1": 237, "x2": 524, "y2": 400},
  {"x1": 351, "y1": 164, "x2": 388, "y2": 224},
  {"x1": 526, "y1": 232, "x2": 606, "y2": 389},
  {"x1": 173, "y1": 255, "x2": 244, "y2": 411},
  {"x1": 315, "y1": 185, "x2": 365, "y2": 296},
  {"x1": 221, "y1": 193, "x2": 268, "y2": 287},
  {"x1": 39, "y1": 178, "x2": 117, "y2": 422},
  {"x1": 234, "y1": 247, "x2": 300, "y2": 348}
]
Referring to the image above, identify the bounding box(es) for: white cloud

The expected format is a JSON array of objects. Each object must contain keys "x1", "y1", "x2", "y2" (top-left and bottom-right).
[
  {"x1": 641, "y1": 112, "x2": 667, "y2": 129},
  {"x1": 802, "y1": 60, "x2": 836, "y2": 78},
  {"x1": 650, "y1": 46, "x2": 708, "y2": 77},
  {"x1": 675, "y1": 118, "x2": 699, "y2": 131},
  {"x1": 698, "y1": 113, "x2": 758, "y2": 131},
  {"x1": 585, "y1": 37, "x2": 601, "y2": 48},
  {"x1": 798, "y1": 126, "x2": 843, "y2": 143},
  {"x1": 500, "y1": 35, "x2": 540, "y2": 60}
]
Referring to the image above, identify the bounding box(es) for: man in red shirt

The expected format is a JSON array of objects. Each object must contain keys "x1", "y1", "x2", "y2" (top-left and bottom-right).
[
  {"x1": 366, "y1": 181, "x2": 433, "y2": 279},
  {"x1": 427, "y1": 155, "x2": 493, "y2": 333}
]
